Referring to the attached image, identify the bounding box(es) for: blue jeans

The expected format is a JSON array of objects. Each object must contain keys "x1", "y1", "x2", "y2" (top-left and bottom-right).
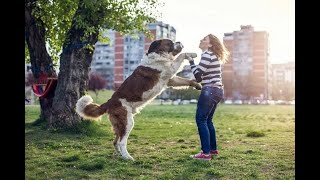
[{"x1": 196, "y1": 86, "x2": 223, "y2": 154}]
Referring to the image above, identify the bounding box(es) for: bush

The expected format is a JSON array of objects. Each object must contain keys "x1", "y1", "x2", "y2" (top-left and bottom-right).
[{"x1": 246, "y1": 130, "x2": 265, "y2": 137}]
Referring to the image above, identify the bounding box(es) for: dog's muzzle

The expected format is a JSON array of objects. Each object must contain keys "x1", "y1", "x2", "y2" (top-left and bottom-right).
[
  {"x1": 174, "y1": 42, "x2": 184, "y2": 50},
  {"x1": 172, "y1": 42, "x2": 183, "y2": 56}
]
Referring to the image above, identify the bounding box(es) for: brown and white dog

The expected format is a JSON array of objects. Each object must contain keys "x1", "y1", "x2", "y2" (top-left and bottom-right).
[{"x1": 76, "y1": 39, "x2": 201, "y2": 160}]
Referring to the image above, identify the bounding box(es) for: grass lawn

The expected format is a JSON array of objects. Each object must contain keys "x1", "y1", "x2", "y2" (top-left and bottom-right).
[{"x1": 25, "y1": 101, "x2": 294, "y2": 179}]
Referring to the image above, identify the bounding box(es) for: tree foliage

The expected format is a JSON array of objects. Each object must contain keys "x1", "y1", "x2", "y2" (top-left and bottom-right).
[
  {"x1": 25, "y1": 0, "x2": 163, "y2": 63},
  {"x1": 271, "y1": 81, "x2": 295, "y2": 100},
  {"x1": 88, "y1": 73, "x2": 107, "y2": 92},
  {"x1": 88, "y1": 73, "x2": 107, "y2": 102},
  {"x1": 170, "y1": 87, "x2": 201, "y2": 100}
]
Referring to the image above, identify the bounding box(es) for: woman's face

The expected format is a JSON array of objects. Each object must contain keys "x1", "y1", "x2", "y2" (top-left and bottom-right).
[{"x1": 199, "y1": 36, "x2": 212, "y2": 50}]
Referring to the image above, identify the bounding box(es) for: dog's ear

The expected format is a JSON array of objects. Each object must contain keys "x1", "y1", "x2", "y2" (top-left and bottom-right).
[{"x1": 147, "y1": 40, "x2": 162, "y2": 55}]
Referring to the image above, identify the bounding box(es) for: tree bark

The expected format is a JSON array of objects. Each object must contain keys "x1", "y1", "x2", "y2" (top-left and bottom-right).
[
  {"x1": 25, "y1": 0, "x2": 55, "y2": 121},
  {"x1": 47, "y1": 0, "x2": 101, "y2": 128},
  {"x1": 47, "y1": 48, "x2": 93, "y2": 128}
]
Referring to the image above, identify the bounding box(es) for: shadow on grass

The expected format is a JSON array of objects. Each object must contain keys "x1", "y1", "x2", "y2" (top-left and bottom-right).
[
  {"x1": 173, "y1": 157, "x2": 224, "y2": 179},
  {"x1": 25, "y1": 119, "x2": 114, "y2": 158},
  {"x1": 25, "y1": 118, "x2": 46, "y2": 129},
  {"x1": 25, "y1": 119, "x2": 110, "y2": 137}
]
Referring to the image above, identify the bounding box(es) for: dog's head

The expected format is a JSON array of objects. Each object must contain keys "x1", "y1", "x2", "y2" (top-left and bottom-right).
[{"x1": 147, "y1": 39, "x2": 183, "y2": 56}]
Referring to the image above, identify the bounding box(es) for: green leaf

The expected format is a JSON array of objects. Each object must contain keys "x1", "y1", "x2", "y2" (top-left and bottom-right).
[{"x1": 26, "y1": 0, "x2": 163, "y2": 63}]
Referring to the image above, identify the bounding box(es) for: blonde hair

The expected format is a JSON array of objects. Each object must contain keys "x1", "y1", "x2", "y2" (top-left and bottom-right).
[{"x1": 207, "y1": 34, "x2": 230, "y2": 64}]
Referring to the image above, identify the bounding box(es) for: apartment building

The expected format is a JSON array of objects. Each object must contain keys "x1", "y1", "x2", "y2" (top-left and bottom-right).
[
  {"x1": 90, "y1": 21, "x2": 176, "y2": 89},
  {"x1": 222, "y1": 25, "x2": 271, "y2": 100}
]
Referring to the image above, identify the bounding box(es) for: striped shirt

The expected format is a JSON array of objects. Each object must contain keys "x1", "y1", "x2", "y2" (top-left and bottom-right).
[{"x1": 189, "y1": 50, "x2": 223, "y2": 87}]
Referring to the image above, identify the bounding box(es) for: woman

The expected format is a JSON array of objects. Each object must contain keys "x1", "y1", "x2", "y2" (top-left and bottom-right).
[{"x1": 188, "y1": 34, "x2": 229, "y2": 160}]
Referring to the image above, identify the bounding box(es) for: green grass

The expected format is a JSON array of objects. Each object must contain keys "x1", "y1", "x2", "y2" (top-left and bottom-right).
[
  {"x1": 87, "y1": 90, "x2": 114, "y2": 104},
  {"x1": 25, "y1": 103, "x2": 295, "y2": 179}
]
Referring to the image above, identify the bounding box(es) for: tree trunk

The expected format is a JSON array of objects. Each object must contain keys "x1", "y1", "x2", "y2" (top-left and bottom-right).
[
  {"x1": 25, "y1": 0, "x2": 56, "y2": 121},
  {"x1": 47, "y1": 0, "x2": 100, "y2": 129},
  {"x1": 47, "y1": 48, "x2": 93, "y2": 128}
]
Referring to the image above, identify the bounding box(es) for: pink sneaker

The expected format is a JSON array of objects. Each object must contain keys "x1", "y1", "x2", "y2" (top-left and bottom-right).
[
  {"x1": 210, "y1": 150, "x2": 219, "y2": 155},
  {"x1": 190, "y1": 152, "x2": 212, "y2": 160}
]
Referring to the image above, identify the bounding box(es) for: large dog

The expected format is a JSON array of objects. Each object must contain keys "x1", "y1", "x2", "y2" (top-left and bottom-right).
[{"x1": 76, "y1": 39, "x2": 201, "y2": 160}]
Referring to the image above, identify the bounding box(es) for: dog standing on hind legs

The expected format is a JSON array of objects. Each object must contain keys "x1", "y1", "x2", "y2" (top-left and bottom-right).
[{"x1": 76, "y1": 39, "x2": 201, "y2": 160}]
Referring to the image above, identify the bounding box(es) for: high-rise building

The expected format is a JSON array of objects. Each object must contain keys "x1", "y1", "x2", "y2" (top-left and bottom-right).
[
  {"x1": 272, "y1": 61, "x2": 295, "y2": 85},
  {"x1": 271, "y1": 61, "x2": 295, "y2": 100},
  {"x1": 90, "y1": 21, "x2": 176, "y2": 89},
  {"x1": 90, "y1": 30, "x2": 116, "y2": 89},
  {"x1": 222, "y1": 25, "x2": 271, "y2": 100}
]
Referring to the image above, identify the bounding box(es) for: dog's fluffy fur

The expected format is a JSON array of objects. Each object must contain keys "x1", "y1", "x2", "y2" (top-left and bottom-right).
[{"x1": 76, "y1": 39, "x2": 201, "y2": 160}]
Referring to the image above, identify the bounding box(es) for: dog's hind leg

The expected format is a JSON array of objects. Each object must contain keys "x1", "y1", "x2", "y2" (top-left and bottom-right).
[
  {"x1": 108, "y1": 106, "x2": 133, "y2": 160},
  {"x1": 113, "y1": 135, "x2": 120, "y2": 155},
  {"x1": 118, "y1": 112, "x2": 135, "y2": 160}
]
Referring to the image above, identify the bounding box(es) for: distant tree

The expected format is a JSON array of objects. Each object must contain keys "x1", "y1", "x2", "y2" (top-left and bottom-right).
[
  {"x1": 170, "y1": 87, "x2": 201, "y2": 100},
  {"x1": 233, "y1": 75, "x2": 249, "y2": 100},
  {"x1": 246, "y1": 73, "x2": 263, "y2": 100},
  {"x1": 271, "y1": 80, "x2": 281, "y2": 100},
  {"x1": 271, "y1": 80, "x2": 294, "y2": 100},
  {"x1": 286, "y1": 81, "x2": 295, "y2": 100},
  {"x1": 281, "y1": 81, "x2": 295, "y2": 101},
  {"x1": 232, "y1": 72, "x2": 263, "y2": 100},
  {"x1": 88, "y1": 73, "x2": 107, "y2": 102}
]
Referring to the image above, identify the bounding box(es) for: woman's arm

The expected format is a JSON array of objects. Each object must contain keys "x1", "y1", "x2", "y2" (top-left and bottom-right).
[{"x1": 189, "y1": 53, "x2": 212, "y2": 82}]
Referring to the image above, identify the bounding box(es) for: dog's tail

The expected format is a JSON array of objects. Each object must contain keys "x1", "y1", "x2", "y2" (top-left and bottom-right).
[{"x1": 75, "y1": 95, "x2": 109, "y2": 121}]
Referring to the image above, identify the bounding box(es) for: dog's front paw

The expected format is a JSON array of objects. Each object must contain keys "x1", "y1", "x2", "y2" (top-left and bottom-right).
[
  {"x1": 122, "y1": 155, "x2": 135, "y2": 161},
  {"x1": 195, "y1": 84, "x2": 202, "y2": 90},
  {"x1": 190, "y1": 80, "x2": 202, "y2": 90},
  {"x1": 184, "y1": 53, "x2": 197, "y2": 59}
]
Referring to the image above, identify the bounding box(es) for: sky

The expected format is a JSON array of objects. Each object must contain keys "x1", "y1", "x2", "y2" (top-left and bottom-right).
[{"x1": 157, "y1": 0, "x2": 295, "y2": 64}]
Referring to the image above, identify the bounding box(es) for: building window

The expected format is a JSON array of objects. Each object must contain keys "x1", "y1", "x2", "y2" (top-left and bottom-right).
[{"x1": 163, "y1": 30, "x2": 168, "y2": 38}]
